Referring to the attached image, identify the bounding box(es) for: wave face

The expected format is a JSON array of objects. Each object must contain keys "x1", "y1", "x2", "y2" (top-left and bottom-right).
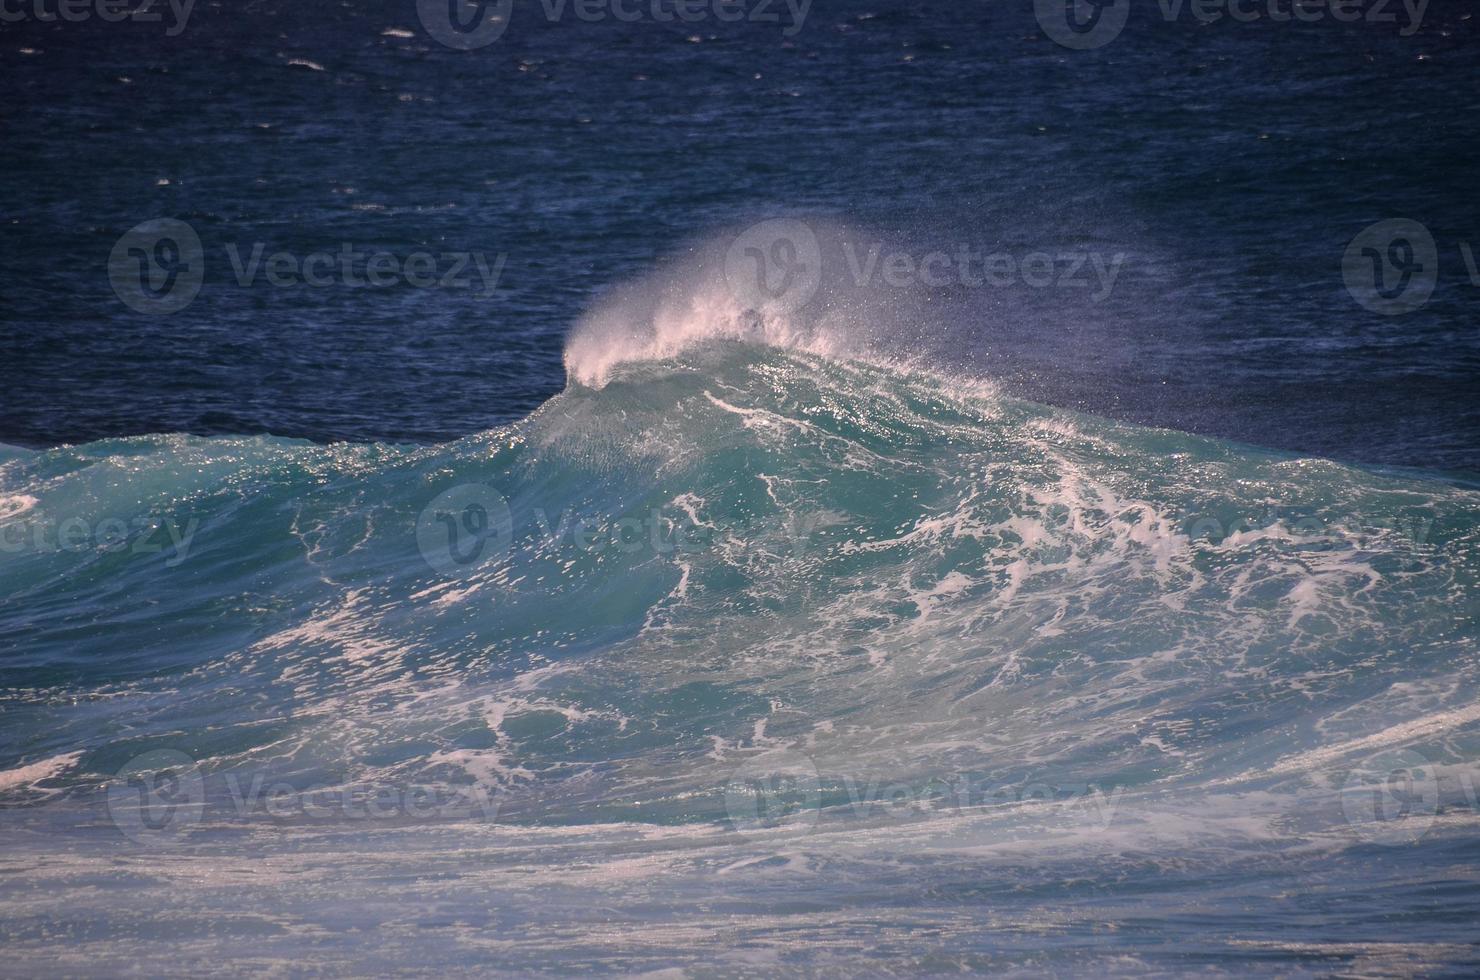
[{"x1": 3, "y1": 339, "x2": 1480, "y2": 972}]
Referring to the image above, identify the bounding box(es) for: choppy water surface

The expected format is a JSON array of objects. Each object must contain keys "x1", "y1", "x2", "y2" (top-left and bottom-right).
[
  {"x1": 3, "y1": 0, "x2": 1480, "y2": 975},
  {"x1": 4, "y1": 316, "x2": 1480, "y2": 971},
  {"x1": 3, "y1": 0, "x2": 1478, "y2": 466}
]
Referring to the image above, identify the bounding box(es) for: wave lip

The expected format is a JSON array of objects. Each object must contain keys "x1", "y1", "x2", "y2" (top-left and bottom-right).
[
  {"x1": 3, "y1": 344, "x2": 1476, "y2": 839},
  {"x1": 2, "y1": 337, "x2": 1479, "y2": 974},
  {"x1": 562, "y1": 219, "x2": 939, "y2": 388}
]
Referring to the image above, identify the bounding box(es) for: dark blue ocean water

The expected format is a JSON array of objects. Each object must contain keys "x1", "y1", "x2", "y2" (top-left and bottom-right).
[
  {"x1": 3, "y1": 0, "x2": 1478, "y2": 467},
  {"x1": 4, "y1": 2, "x2": 1480, "y2": 976}
]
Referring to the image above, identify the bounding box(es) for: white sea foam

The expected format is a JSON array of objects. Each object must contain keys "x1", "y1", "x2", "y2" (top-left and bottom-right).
[
  {"x1": 561, "y1": 222, "x2": 948, "y2": 388},
  {"x1": 0, "y1": 751, "x2": 83, "y2": 794},
  {"x1": 564, "y1": 273, "x2": 848, "y2": 388},
  {"x1": 0, "y1": 493, "x2": 39, "y2": 522}
]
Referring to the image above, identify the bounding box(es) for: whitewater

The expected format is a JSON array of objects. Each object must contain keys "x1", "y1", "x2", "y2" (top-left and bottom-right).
[{"x1": 2, "y1": 237, "x2": 1479, "y2": 975}]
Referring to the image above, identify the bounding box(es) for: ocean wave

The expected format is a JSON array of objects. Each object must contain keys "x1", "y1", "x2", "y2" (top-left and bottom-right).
[{"x1": 0, "y1": 339, "x2": 1475, "y2": 847}]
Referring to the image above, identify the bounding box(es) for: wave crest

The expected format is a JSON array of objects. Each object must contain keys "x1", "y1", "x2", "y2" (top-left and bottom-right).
[{"x1": 563, "y1": 220, "x2": 919, "y2": 386}]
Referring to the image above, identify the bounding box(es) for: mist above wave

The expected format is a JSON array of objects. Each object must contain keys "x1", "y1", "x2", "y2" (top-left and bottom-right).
[{"x1": 562, "y1": 219, "x2": 954, "y2": 387}]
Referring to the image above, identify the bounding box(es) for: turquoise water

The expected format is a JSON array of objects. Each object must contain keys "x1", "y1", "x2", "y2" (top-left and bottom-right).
[
  {"x1": 3, "y1": 3, "x2": 1479, "y2": 968},
  {"x1": 3, "y1": 316, "x2": 1479, "y2": 971}
]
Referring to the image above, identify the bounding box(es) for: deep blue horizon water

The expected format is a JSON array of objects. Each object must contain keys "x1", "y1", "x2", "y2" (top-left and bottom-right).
[
  {"x1": 3, "y1": 0, "x2": 1478, "y2": 468},
  {"x1": 3, "y1": 1, "x2": 1480, "y2": 976}
]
